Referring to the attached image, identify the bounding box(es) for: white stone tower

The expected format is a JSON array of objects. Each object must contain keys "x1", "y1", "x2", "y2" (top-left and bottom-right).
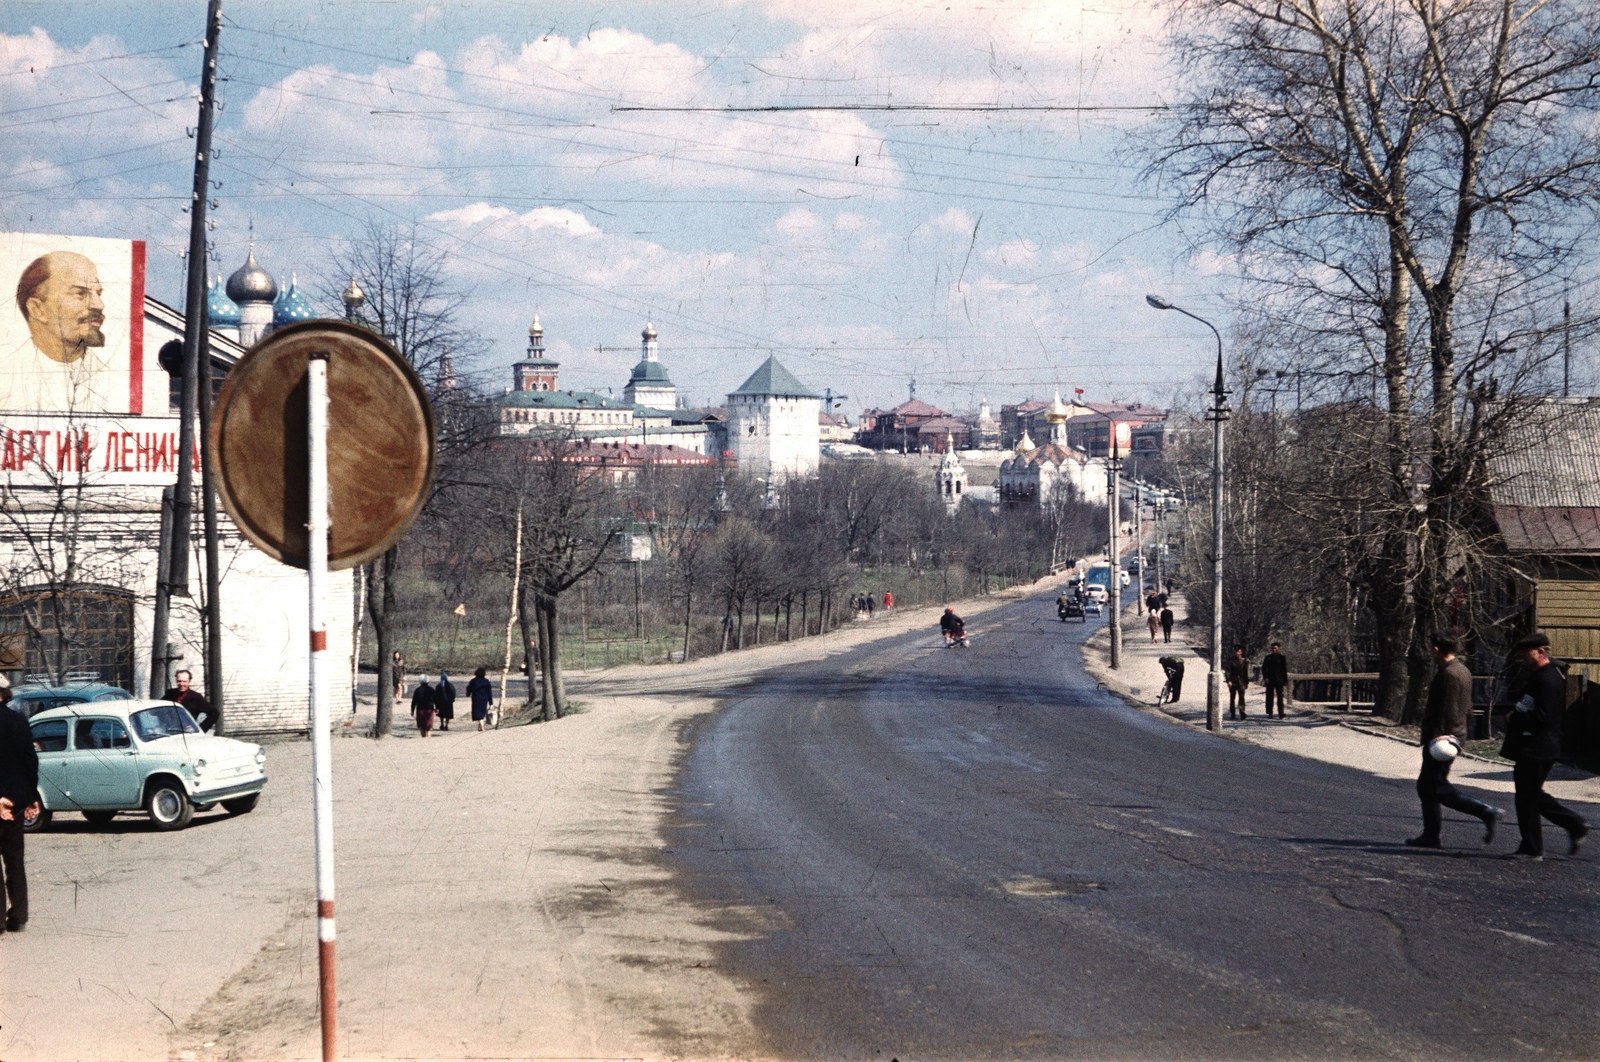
[
  {"x1": 623, "y1": 321, "x2": 677, "y2": 408},
  {"x1": 727, "y1": 355, "x2": 820, "y2": 483},
  {"x1": 936, "y1": 432, "x2": 967, "y2": 514}
]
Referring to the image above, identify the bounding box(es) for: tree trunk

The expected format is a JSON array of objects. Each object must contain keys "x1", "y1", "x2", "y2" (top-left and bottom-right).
[
  {"x1": 752, "y1": 595, "x2": 761, "y2": 646},
  {"x1": 368, "y1": 548, "x2": 399, "y2": 738},
  {"x1": 736, "y1": 603, "x2": 745, "y2": 648},
  {"x1": 517, "y1": 560, "x2": 537, "y2": 710},
  {"x1": 800, "y1": 591, "x2": 809, "y2": 637},
  {"x1": 681, "y1": 590, "x2": 693, "y2": 663},
  {"x1": 785, "y1": 595, "x2": 793, "y2": 641},
  {"x1": 542, "y1": 595, "x2": 566, "y2": 718}
]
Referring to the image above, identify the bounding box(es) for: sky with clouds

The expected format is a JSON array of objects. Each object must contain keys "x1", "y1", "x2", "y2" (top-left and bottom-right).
[{"x1": 0, "y1": 0, "x2": 1235, "y2": 414}]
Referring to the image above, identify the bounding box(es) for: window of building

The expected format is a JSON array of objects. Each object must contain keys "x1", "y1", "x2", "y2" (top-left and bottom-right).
[{"x1": 0, "y1": 589, "x2": 135, "y2": 690}]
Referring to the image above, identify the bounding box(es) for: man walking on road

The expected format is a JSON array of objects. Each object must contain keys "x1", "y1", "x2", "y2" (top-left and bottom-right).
[
  {"x1": 1226, "y1": 646, "x2": 1250, "y2": 719},
  {"x1": 1261, "y1": 643, "x2": 1289, "y2": 718},
  {"x1": 1406, "y1": 633, "x2": 1502, "y2": 850},
  {"x1": 0, "y1": 681, "x2": 39, "y2": 932},
  {"x1": 1502, "y1": 633, "x2": 1588, "y2": 860},
  {"x1": 1159, "y1": 606, "x2": 1174, "y2": 643}
]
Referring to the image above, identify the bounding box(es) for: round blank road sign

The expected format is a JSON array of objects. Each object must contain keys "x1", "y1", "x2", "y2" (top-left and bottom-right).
[{"x1": 209, "y1": 320, "x2": 436, "y2": 570}]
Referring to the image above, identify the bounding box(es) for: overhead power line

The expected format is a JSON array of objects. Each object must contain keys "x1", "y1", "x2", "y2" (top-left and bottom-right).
[{"x1": 611, "y1": 103, "x2": 1173, "y2": 113}]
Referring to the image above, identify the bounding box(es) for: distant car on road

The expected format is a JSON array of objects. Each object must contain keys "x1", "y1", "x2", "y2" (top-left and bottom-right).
[
  {"x1": 11, "y1": 682, "x2": 132, "y2": 719},
  {"x1": 1083, "y1": 584, "x2": 1109, "y2": 604},
  {"x1": 25, "y1": 699, "x2": 268, "y2": 832}
]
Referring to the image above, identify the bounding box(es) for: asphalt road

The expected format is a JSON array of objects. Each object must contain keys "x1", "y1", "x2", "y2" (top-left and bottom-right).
[{"x1": 669, "y1": 590, "x2": 1600, "y2": 1060}]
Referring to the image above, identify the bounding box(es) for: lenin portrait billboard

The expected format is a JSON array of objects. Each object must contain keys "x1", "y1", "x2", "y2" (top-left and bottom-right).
[{"x1": 0, "y1": 233, "x2": 146, "y2": 416}]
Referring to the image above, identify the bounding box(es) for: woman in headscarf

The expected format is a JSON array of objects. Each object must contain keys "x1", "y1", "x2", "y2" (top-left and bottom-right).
[
  {"x1": 433, "y1": 672, "x2": 456, "y2": 732},
  {"x1": 467, "y1": 667, "x2": 493, "y2": 732}
]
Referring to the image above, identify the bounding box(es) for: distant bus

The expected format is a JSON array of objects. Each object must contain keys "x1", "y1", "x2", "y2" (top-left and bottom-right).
[{"x1": 1086, "y1": 564, "x2": 1112, "y2": 588}]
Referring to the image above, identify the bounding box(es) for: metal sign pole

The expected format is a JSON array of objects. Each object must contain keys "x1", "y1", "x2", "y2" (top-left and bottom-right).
[{"x1": 307, "y1": 353, "x2": 338, "y2": 1060}]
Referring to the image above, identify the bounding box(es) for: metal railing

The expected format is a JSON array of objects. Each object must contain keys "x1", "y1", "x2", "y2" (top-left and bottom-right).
[{"x1": 1287, "y1": 673, "x2": 1378, "y2": 711}]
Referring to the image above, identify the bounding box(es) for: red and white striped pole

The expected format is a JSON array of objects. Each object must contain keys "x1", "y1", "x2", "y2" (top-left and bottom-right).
[{"x1": 307, "y1": 353, "x2": 338, "y2": 1060}]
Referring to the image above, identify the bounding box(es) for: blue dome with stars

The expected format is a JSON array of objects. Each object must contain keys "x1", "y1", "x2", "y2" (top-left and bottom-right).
[
  {"x1": 207, "y1": 274, "x2": 241, "y2": 327},
  {"x1": 272, "y1": 273, "x2": 317, "y2": 327}
]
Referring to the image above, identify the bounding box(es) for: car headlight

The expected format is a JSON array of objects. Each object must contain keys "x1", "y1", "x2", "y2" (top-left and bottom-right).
[
  {"x1": 254, "y1": 747, "x2": 266, "y2": 766},
  {"x1": 192, "y1": 758, "x2": 207, "y2": 775}
]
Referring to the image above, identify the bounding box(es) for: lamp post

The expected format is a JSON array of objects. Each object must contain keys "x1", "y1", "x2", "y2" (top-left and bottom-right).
[
  {"x1": 1146, "y1": 294, "x2": 1229, "y2": 733},
  {"x1": 1107, "y1": 418, "x2": 1124, "y2": 669}
]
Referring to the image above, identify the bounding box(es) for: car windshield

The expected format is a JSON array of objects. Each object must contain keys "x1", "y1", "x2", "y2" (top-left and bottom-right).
[{"x1": 130, "y1": 705, "x2": 200, "y2": 741}]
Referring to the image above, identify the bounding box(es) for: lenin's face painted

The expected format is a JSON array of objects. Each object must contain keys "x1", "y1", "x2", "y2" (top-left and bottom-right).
[{"x1": 24, "y1": 252, "x2": 106, "y2": 363}]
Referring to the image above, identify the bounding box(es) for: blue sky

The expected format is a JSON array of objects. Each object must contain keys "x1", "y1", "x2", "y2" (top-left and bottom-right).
[{"x1": 0, "y1": 1, "x2": 1234, "y2": 414}]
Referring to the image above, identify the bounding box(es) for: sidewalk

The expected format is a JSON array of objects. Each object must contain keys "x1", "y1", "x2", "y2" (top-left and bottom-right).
[{"x1": 1082, "y1": 595, "x2": 1600, "y2": 805}]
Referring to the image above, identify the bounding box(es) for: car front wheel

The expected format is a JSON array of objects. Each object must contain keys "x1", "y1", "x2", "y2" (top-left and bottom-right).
[
  {"x1": 22, "y1": 805, "x2": 51, "y2": 833},
  {"x1": 222, "y1": 793, "x2": 260, "y2": 815},
  {"x1": 146, "y1": 780, "x2": 194, "y2": 831}
]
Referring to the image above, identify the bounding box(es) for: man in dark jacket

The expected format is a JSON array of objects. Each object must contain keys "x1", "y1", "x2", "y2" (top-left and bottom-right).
[
  {"x1": 1225, "y1": 646, "x2": 1250, "y2": 719},
  {"x1": 1503, "y1": 633, "x2": 1588, "y2": 859},
  {"x1": 1261, "y1": 642, "x2": 1289, "y2": 718},
  {"x1": 162, "y1": 669, "x2": 217, "y2": 732},
  {"x1": 1406, "y1": 633, "x2": 1502, "y2": 849},
  {"x1": 0, "y1": 683, "x2": 39, "y2": 931},
  {"x1": 1158, "y1": 606, "x2": 1174, "y2": 643}
]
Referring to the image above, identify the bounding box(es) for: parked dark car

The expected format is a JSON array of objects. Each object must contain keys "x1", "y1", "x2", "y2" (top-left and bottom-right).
[{"x1": 11, "y1": 682, "x2": 133, "y2": 719}]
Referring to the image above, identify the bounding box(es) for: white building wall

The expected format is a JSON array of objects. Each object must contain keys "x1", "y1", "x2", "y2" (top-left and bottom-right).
[{"x1": 730, "y1": 393, "x2": 819, "y2": 482}]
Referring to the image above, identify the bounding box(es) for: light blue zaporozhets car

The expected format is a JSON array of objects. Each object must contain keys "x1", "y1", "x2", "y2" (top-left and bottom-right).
[{"x1": 24, "y1": 698, "x2": 268, "y2": 831}]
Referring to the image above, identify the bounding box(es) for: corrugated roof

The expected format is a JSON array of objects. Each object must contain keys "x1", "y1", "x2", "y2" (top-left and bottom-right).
[
  {"x1": 1488, "y1": 399, "x2": 1600, "y2": 507},
  {"x1": 732, "y1": 355, "x2": 817, "y2": 398},
  {"x1": 1493, "y1": 505, "x2": 1600, "y2": 554}
]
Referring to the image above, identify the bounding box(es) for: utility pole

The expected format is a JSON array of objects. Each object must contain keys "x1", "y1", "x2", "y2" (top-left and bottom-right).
[
  {"x1": 152, "y1": 0, "x2": 223, "y2": 710},
  {"x1": 1564, "y1": 296, "x2": 1572, "y2": 398},
  {"x1": 1107, "y1": 422, "x2": 1122, "y2": 669}
]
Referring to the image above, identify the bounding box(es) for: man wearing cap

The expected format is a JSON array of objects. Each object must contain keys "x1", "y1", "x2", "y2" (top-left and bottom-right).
[
  {"x1": 1503, "y1": 633, "x2": 1588, "y2": 860},
  {"x1": 0, "y1": 678, "x2": 39, "y2": 931},
  {"x1": 1406, "y1": 634, "x2": 1502, "y2": 849}
]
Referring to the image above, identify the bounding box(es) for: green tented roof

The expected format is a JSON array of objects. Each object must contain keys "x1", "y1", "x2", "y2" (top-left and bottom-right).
[{"x1": 731, "y1": 355, "x2": 817, "y2": 398}]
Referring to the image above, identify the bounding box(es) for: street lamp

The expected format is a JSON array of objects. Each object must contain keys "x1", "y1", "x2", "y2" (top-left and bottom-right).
[{"x1": 1146, "y1": 294, "x2": 1230, "y2": 734}]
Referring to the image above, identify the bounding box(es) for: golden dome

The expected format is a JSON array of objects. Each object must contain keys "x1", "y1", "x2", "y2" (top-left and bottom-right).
[
  {"x1": 1045, "y1": 387, "x2": 1073, "y2": 423},
  {"x1": 1015, "y1": 430, "x2": 1037, "y2": 454}
]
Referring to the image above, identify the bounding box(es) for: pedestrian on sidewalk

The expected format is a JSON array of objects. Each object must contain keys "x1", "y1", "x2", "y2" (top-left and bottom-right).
[
  {"x1": 1147, "y1": 609, "x2": 1160, "y2": 643},
  {"x1": 392, "y1": 649, "x2": 406, "y2": 701},
  {"x1": 410, "y1": 675, "x2": 436, "y2": 737},
  {"x1": 1226, "y1": 646, "x2": 1251, "y2": 719},
  {"x1": 1406, "y1": 633, "x2": 1503, "y2": 850},
  {"x1": 867, "y1": 593, "x2": 877, "y2": 618},
  {"x1": 1502, "y1": 633, "x2": 1588, "y2": 860},
  {"x1": 1261, "y1": 642, "x2": 1289, "y2": 718},
  {"x1": 1159, "y1": 606, "x2": 1174, "y2": 643},
  {"x1": 1145, "y1": 589, "x2": 1159, "y2": 615},
  {"x1": 434, "y1": 672, "x2": 457, "y2": 732},
  {"x1": 883, "y1": 590, "x2": 894, "y2": 610},
  {"x1": 0, "y1": 681, "x2": 38, "y2": 933},
  {"x1": 467, "y1": 667, "x2": 493, "y2": 732}
]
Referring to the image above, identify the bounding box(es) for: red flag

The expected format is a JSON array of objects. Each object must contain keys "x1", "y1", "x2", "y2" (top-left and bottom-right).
[{"x1": 1073, "y1": 388, "x2": 1084, "y2": 395}]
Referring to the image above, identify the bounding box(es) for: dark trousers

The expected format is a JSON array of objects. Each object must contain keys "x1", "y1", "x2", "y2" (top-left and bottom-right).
[
  {"x1": 1228, "y1": 686, "x2": 1247, "y2": 714},
  {"x1": 1264, "y1": 684, "x2": 1286, "y2": 716},
  {"x1": 1417, "y1": 753, "x2": 1495, "y2": 842},
  {"x1": 1160, "y1": 622, "x2": 1172, "y2": 643},
  {"x1": 0, "y1": 817, "x2": 25, "y2": 927},
  {"x1": 1512, "y1": 758, "x2": 1587, "y2": 856}
]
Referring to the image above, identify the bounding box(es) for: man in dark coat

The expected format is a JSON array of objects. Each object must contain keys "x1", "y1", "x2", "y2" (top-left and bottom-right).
[
  {"x1": 162, "y1": 669, "x2": 218, "y2": 732},
  {"x1": 1261, "y1": 643, "x2": 1289, "y2": 719},
  {"x1": 1406, "y1": 633, "x2": 1502, "y2": 849},
  {"x1": 1158, "y1": 606, "x2": 1174, "y2": 643},
  {"x1": 0, "y1": 682, "x2": 39, "y2": 931},
  {"x1": 1503, "y1": 633, "x2": 1588, "y2": 859},
  {"x1": 1159, "y1": 655, "x2": 1185, "y2": 703},
  {"x1": 1225, "y1": 646, "x2": 1251, "y2": 720}
]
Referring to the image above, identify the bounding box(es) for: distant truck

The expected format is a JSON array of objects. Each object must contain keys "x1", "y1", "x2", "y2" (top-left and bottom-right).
[{"x1": 1086, "y1": 563, "x2": 1130, "y2": 590}]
